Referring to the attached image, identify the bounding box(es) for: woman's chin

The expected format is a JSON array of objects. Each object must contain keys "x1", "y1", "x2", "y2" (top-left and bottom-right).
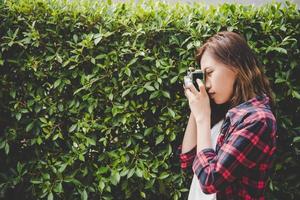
[
  {"x1": 211, "y1": 96, "x2": 223, "y2": 105},
  {"x1": 214, "y1": 98, "x2": 229, "y2": 105},
  {"x1": 210, "y1": 94, "x2": 227, "y2": 105},
  {"x1": 214, "y1": 100, "x2": 221, "y2": 104}
]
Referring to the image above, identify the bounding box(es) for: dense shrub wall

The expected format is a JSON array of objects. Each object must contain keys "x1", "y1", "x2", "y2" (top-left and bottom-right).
[{"x1": 0, "y1": 0, "x2": 299, "y2": 199}]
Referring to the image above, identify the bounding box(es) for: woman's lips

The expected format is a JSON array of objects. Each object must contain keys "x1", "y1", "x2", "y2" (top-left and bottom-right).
[{"x1": 209, "y1": 93, "x2": 215, "y2": 98}]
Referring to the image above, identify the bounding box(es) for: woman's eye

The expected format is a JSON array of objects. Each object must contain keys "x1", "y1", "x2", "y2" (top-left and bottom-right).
[{"x1": 206, "y1": 71, "x2": 212, "y2": 76}]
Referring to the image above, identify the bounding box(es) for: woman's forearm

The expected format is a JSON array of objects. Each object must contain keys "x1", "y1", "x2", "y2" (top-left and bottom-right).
[
  {"x1": 181, "y1": 112, "x2": 197, "y2": 153},
  {"x1": 196, "y1": 118, "x2": 212, "y2": 153}
]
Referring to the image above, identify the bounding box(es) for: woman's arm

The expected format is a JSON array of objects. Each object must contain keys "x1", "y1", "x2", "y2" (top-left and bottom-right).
[
  {"x1": 196, "y1": 118, "x2": 212, "y2": 153},
  {"x1": 181, "y1": 112, "x2": 197, "y2": 153},
  {"x1": 192, "y1": 117, "x2": 276, "y2": 194}
]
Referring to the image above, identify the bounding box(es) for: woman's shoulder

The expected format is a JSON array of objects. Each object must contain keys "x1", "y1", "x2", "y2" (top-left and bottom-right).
[
  {"x1": 239, "y1": 109, "x2": 276, "y2": 130},
  {"x1": 227, "y1": 94, "x2": 276, "y2": 127}
]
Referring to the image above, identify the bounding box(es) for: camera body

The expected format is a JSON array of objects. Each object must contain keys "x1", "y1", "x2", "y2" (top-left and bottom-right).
[{"x1": 184, "y1": 67, "x2": 205, "y2": 91}]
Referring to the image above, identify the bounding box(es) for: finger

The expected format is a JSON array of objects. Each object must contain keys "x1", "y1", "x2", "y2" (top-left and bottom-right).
[
  {"x1": 185, "y1": 88, "x2": 193, "y2": 99},
  {"x1": 185, "y1": 82, "x2": 198, "y2": 94},
  {"x1": 183, "y1": 84, "x2": 188, "y2": 97},
  {"x1": 196, "y1": 79, "x2": 206, "y2": 93},
  {"x1": 184, "y1": 88, "x2": 187, "y2": 97}
]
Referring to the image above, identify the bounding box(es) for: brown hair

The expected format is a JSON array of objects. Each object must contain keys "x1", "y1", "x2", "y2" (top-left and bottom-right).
[{"x1": 195, "y1": 31, "x2": 275, "y2": 126}]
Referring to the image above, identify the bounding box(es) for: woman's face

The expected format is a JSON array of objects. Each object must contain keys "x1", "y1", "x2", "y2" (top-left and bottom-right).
[{"x1": 200, "y1": 50, "x2": 238, "y2": 104}]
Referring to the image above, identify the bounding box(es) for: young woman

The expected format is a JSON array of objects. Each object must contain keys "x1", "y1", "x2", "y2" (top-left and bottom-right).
[{"x1": 178, "y1": 31, "x2": 277, "y2": 200}]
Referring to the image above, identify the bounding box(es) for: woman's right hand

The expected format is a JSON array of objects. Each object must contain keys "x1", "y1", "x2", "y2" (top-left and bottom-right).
[
  {"x1": 183, "y1": 84, "x2": 188, "y2": 99},
  {"x1": 183, "y1": 84, "x2": 195, "y2": 119}
]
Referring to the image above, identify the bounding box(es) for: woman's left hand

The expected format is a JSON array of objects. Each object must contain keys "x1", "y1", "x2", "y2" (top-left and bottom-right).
[{"x1": 184, "y1": 79, "x2": 211, "y2": 123}]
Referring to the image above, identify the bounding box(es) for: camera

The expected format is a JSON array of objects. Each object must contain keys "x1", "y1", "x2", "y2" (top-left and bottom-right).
[{"x1": 184, "y1": 67, "x2": 205, "y2": 91}]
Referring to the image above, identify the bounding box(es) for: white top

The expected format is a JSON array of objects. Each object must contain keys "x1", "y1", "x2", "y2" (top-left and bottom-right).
[{"x1": 188, "y1": 119, "x2": 224, "y2": 200}]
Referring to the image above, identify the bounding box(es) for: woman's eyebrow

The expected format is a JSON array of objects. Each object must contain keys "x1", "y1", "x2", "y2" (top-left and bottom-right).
[{"x1": 203, "y1": 66, "x2": 213, "y2": 72}]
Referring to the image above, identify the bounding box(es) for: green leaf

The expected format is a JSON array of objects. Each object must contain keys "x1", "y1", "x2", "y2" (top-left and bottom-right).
[
  {"x1": 94, "y1": 36, "x2": 102, "y2": 45},
  {"x1": 136, "y1": 88, "x2": 144, "y2": 95},
  {"x1": 98, "y1": 181, "x2": 105, "y2": 192},
  {"x1": 98, "y1": 167, "x2": 109, "y2": 174},
  {"x1": 4, "y1": 143, "x2": 9, "y2": 155},
  {"x1": 292, "y1": 90, "x2": 300, "y2": 100},
  {"x1": 108, "y1": 93, "x2": 113, "y2": 101},
  {"x1": 58, "y1": 103, "x2": 64, "y2": 112},
  {"x1": 144, "y1": 85, "x2": 155, "y2": 91},
  {"x1": 52, "y1": 134, "x2": 59, "y2": 141},
  {"x1": 87, "y1": 137, "x2": 96, "y2": 146},
  {"x1": 30, "y1": 179, "x2": 42, "y2": 184},
  {"x1": 169, "y1": 132, "x2": 176, "y2": 141},
  {"x1": 135, "y1": 168, "x2": 143, "y2": 178},
  {"x1": 56, "y1": 54, "x2": 63, "y2": 63},
  {"x1": 127, "y1": 168, "x2": 135, "y2": 179},
  {"x1": 127, "y1": 58, "x2": 138, "y2": 66},
  {"x1": 39, "y1": 117, "x2": 47, "y2": 123},
  {"x1": 120, "y1": 169, "x2": 128, "y2": 177},
  {"x1": 167, "y1": 108, "x2": 175, "y2": 118},
  {"x1": 37, "y1": 137, "x2": 42, "y2": 145},
  {"x1": 47, "y1": 192, "x2": 53, "y2": 200},
  {"x1": 269, "y1": 180, "x2": 274, "y2": 191},
  {"x1": 69, "y1": 124, "x2": 77, "y2": 133},
  {"x1": 16, "y1": 113, "x2": 21, "y2": 121},
  {"x1": 91, "y1": 57, "x2": 96, "y2": 64},
  {"x1": 112, "y1": 105, "x2": 123, "y2": 117},
  {"x1": 293, "y1": 136, "x2": 300, "y2": 143},
  {"x1": 149, "y1": 91, "x2": 160, "y2": 100},
  {"x1": 10, "y1": 89, "x2": 16, "y2": 98},
  {"x1": 125, "y1": 67, "x2": 131, "y2": 77},
  {"x1": 111, "y1": 171, "x2": 120, "y2": 185},
  {"x1": 73, "y1": 34, "x2": 78, "y2": 43},
  {"x1": 81, "y1": 189, "x2": 87, "y2": 200},
  {"x1": 144, "y1": 127, "x2": 153, "y2": 136},
  {"x1": 26, "y1": 122, "x2": 34, "y2": 132},
  {"x1": 79, "y1": 154, "x2": 85, "y2": 161},
  {"x1": 53, "y1": 182, "x2": 63, "y2": 193},
  {"x1": 58, "y1": 163, "x2": 68, "y2": 173},
  {"x1": 170, "y1": 76, "x2": 178, "y2": 84},
  {"x1": 158, "y1": 172, "x2": 169, "y2": 179},
  {"x1": 54, "y1": 79, "x2": 61, "y2": 89},
  {"x1": 140, "y1": 191, "x2": 146, "y2": 198},
  {"x1": 275, "y1": 78, "x2": 285, "y2": 84},
  {"x1": 267, "y1": 47, "x2": 287, "y2": 54},
  {"x1": 0, "y1": 140, "x2": 5, "y2": 149},
  {"x1": 161, "y1": 91, "x2": 170, "y2": 99},
  {"x1": 95, "y1": 54, "x2": 106, "y2": 60},
  {"x1": 155, "y1": 134, "x2": 164, "y2": 145},
  {"x1": 122, "y1": 87, "x2": 132, "y2": 97}
]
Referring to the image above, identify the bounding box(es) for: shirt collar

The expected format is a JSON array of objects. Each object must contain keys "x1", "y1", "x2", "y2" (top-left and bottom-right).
[{"x1": 225, "y1": 93, "x2": 271, "y2": 125}]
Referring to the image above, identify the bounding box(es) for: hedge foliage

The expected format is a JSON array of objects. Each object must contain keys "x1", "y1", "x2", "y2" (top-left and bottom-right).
[{"x1": 0, "y1": 0, "x2": 299, "y2": 199}]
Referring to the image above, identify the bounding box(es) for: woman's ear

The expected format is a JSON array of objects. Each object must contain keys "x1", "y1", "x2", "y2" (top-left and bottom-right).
[
  {"x1": 233, "y1": 76, "x2": 238, "y2": 89},
  {"x1": 234, "y1": 70, "x2": 239, "y2": 76},
  {"x1": 231, "y1": 68, "x2": 239, "y2": 77}
]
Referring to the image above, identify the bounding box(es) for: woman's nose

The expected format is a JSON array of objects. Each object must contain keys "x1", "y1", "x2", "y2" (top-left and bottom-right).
[{"x1": 205, "y1": 79, "x2": 211, "y2": 90}]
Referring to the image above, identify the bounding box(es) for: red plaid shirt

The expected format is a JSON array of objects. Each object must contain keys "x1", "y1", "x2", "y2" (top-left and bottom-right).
[{"x1": 178, "y1": 94, "x2": 277, "y2": 200}]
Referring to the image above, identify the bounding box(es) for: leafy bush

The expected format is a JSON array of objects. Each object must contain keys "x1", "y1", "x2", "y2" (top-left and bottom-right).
[{"x1": 0, "y1": 0, "x2": 299, "y2": 199}]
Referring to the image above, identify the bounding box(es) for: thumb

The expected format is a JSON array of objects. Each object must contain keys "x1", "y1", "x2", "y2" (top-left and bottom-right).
[{"x1": 196, "y1": 79, "x2": 206, "y2": 93}]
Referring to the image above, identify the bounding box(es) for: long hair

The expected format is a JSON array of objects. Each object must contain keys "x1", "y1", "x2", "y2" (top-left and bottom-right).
[{"x1": 195, "y1": 31, "x2": 275, "y2": 126}]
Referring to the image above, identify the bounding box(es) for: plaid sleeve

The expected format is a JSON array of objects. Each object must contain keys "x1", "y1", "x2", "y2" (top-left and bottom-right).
[
  {"x1": 177, "y1": 144, "x2": 196, "y2": 170},
  {"x1": 192, "y1": 118, "x2": 275, "y2": 194}
]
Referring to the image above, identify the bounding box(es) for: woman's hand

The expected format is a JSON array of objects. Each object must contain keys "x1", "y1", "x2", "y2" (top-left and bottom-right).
[{"x1": 184, "y1": 79, "x2": 211, "y2": 123}]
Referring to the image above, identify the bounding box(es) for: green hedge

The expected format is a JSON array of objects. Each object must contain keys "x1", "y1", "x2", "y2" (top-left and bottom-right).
[{"x1": 0, "y1": 0, "x2": 299, "y2": 199}]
